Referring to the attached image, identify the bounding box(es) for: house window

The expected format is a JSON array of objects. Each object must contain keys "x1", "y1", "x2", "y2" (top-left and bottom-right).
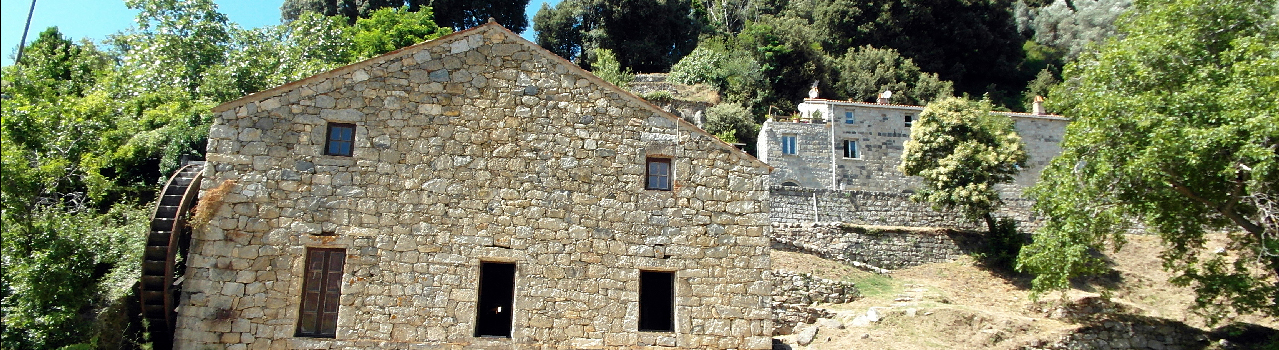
[
  {"x1": 474, "y1": 262, "x2": 516, "y2": 337},
  {"x1": 844, "y1": 111, "x2": 855, "y2": 124},
  {"x1": 297, "y1": 248, "x2": 345, "y2": 338},
  {"x1": 781, "y1": 135, "x2": 797, "y2": 155},
  {"x1": 646, "y1": 157, "x2": 672, "y2": 191},
  {"x1": 905, "y1": 115, "x2": 913, "y2": 128},
  {"x1": 638, "y1": 270, "x2": 675, "y2": 332},
  {"x1": 842, "y1": 140, "x2": 859, "y2": 159},
  {"x1": 325, "y1": 123, "x2": 355, "y2": 156}
]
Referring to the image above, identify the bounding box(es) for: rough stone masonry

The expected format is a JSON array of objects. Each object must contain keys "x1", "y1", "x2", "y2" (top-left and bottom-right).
[{"x1": 177, "y1": 23, "x2": 774, "y2": 349}]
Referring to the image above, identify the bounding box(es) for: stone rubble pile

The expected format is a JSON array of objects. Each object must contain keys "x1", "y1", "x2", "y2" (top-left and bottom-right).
[{"x1": 770, "y1": 270, "x2": 861, "y2": 335}]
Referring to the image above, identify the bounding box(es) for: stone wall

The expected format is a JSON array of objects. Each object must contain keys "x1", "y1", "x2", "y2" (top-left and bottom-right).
[
  {"x1": 177, "y1": 23, "x2": 774, "y2": 350},
  {"x1": 1023, "y1": 317, "x2": 1206, "y2": 350},
  {"x1": 627, "y1": 74, "x2": 715, "y2": 128},
  {"x1": 768, "y1": 186, "x2": 1040, "y2": 232},
  {"x1": 770, "y1": 222, "x2": 985, "y2": 270},
  {"x1": 757, "y1": 121, "x2": 833, "y2": 189},
  {"x1": 770, "y1": 271, "x2": 860, "y2": 335}
]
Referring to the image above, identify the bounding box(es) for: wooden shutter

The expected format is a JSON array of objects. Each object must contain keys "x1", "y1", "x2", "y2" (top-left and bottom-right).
[{"x1": 298, "y1": 248, "x2": 345, "y2": 337}]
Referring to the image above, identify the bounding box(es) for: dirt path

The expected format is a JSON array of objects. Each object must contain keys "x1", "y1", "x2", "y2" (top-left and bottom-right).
[{"x1": 769, "y1": 233, "x2": 1278, "y2": 349}]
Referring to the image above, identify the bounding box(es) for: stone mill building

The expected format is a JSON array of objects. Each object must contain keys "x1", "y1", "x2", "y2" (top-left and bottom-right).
[{"x1": 175, "y1": 23, "x2": 774, "y2": 349}]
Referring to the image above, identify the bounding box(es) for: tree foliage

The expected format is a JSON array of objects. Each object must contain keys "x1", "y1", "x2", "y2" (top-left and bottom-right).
[
  {"x1": 427, "y1": 0, "x2": 531, "y2": 33},
  {"x1": 900, "y1": 97, "x2": 1028, "y2": 233},
  {"x1": 589, "y1": 48, "x2": 634, "y2": 87},
  {"x1": 834, "y1": 45, "x2": 953, "y2": 106},
  {"x1": 1017, "y1": 0, "x2": 1278, "y2": 323},
  {"x1": 2, "y1": 1, "x2": 452, "y2": 347},
  {"x1": 1015, "y1": 0, "x2": 1132, "y2": 60},
  {"x1": 351, "y1": 6, "x2": 452, "y2": 58},
  {"x1": 703, "y1": 102, "x2": 760, "y2": 150},
  {"x1": 282, "y1": 0, "x2": 530, "y2": 32},
  {"x1": 668, "y1": 38, "x2": 769, "y2": 113},
  {"x1": 533, "y1": 0, "x2": 702, "y2": 72}
]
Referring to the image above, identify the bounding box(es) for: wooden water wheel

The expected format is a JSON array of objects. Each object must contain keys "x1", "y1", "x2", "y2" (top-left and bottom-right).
[{"x1": 139, "y1": 162, "x2": 204, "y2": 349}]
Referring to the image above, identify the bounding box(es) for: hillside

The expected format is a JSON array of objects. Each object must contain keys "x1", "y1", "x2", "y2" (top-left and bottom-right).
[{"x1": 771, "y1": 233, "x2": 1279, "y2": 349}]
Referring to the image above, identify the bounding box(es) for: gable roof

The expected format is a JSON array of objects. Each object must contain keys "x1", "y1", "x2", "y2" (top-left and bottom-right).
[{"x1": 210, "y1": 22, "x2": 771, "y2": 171}]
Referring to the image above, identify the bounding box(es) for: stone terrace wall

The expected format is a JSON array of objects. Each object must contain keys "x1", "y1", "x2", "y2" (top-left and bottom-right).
[
  {"x1": 771, "y1": 222, "x2": 986, "y2": 270},
  {"x1": 769, "y1": 186, "x2": 1042, "y2": 232}
]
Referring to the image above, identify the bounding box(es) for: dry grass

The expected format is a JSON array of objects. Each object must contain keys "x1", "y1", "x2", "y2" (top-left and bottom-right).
[
  {"x1": 190, "y1": 179, "x2": 234, "y2": 229},
  {"x1": 772, "y1": 233, "x2": 1278, "y2": 350}
]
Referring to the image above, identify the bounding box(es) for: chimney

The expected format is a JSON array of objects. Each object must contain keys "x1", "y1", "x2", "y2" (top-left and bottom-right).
[
  {"x1": 1032, "y1": 95, "x2": 1045, "y2": 115},
  {"x1": 808, "y1": 80, "x2": 820, "y2": 99},
  {"x1": 877, "y1": 90, "x2": 893, "y2": 104}
]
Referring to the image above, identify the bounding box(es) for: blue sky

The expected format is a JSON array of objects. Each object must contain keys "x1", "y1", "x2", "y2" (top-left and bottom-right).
[{"x1": 1, "y1": 0, "x2": 557, "y2": 66}]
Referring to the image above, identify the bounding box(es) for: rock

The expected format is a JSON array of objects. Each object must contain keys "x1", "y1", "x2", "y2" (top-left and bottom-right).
[
  {"x1": 865, "y1": 308, "x2": 882, "y2": 322},
  {"x1": 796, "y1": 326, "x2": 819, "y2": 346}
]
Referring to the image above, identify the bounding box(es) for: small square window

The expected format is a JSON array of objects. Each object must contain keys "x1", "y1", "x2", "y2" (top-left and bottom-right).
[
  {"x1": 905, "y1": 115, "x2": 913, "y2": 128},
  {"x1": 842, "y1": 140, "x2": 859, "y2": 159},
  {"x1": 844, "y1": 111, "x2": 855, "y2": 124},
  {"x1": 646, "y1": 157, "x2": 671, "y2": 191},
  {"x1": 781, "y1": 135, "x2": 797, "y2": 155},
  {"x1": 325, "y1": 123, "x2": 355, "y2": 157}
]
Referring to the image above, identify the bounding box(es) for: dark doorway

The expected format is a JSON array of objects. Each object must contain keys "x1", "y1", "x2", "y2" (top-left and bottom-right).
[
  {"x1": 474, "y1": 262, "x2": 515, "y2": 337},
  {"x1": 638, "y1": 270, "x2": 675, "y2": 332}
]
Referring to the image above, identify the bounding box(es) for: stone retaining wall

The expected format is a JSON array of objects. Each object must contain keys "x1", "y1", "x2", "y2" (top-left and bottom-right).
[
  {"x1": 769, "y1": 186, "x2": 1041, "y2": 232},
  {"x1": 771, "y1": 222, "x2": 986, "y2": 270},
  {"x1": 770, "y1": 271, "x2": 861, "y2": 335},
  {"x1": 1023, "y1": 317, "x2": 1206, "y2": 350}
]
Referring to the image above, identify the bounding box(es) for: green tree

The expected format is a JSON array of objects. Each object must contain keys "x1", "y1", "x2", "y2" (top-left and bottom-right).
[
  {"x1": 424, "y1": 0, "x2": 531, "y2": 33},
  {"x1": 900, "y1": 97, "x2": 1028, "y2": 235},
  {"x1": 1020, "y1": 67, "x2": 1057, "y2": 113},
  {"x1": 1018, "y1": 0, "x2": 1278, "y2": 323},
  {"x1": 282, "y1": 0, "x2": 530, "y2": 32},
  {"x1": 4, "y1": 28, "x2": 110, "y2": 99},
  {"x1": 203, "y1": 12, "x2": 357, "y2": 102},
  {"x1": 589, "y1": 48, "x2": 634, "y2": 87},
  {"x1": 1, "y1": 26, "x2": 154, "y2": 350},
  {"x1": 804, "y1": 0, "x2": 1027, "y2": 100},
  {"x1": 351, "y1": 6, "x2": 452, "y2": 58},
  {"x1": 667, "y1": 39, "x2": 769, "y2": 113},
  {"x1": 281, "y1": 0, "x2": 399, "y2": 24},
  {"x1": 703, "y1": 102, "x2": 760, "y2": 150},
  {"x1": 0, "y1": 205, "x2": 148, "y2": 350},
  {"x1": 733, "y1": 17, "x2": 832, "y2": 113},
  {"x1": 533, "y1": 0, "x2": 702, "y2": 72},
  {"x1": 116, "y1": 0, "x2": 232, "y2": 97},
  {"x1": 1014, "y1": 0, "x2": 1132, "y2": 60},
  {"x1": 833, "y1": 45, "x2": 953, "y2": 105}
]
